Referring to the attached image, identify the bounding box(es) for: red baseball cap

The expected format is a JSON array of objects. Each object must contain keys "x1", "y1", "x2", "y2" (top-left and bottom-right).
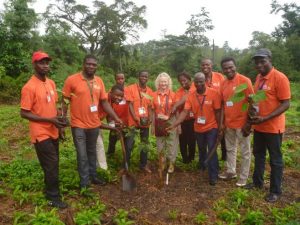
[{"x1": 32, "y1": 51, "x2": 52, "y2": 63}]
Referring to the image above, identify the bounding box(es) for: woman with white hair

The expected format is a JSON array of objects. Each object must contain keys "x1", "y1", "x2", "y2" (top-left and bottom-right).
[{"x1": 152, "y1": 72, "x2": 178, "y2": 173}]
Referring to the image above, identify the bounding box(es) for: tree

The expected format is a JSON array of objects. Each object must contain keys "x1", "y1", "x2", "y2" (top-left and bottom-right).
[
  {"x1": 45, "y1": 0, "x2": 147, "y2": 59},
  {"x1": 271, "y1": 0, "x2": 300, "y2": 38},
  {"x1": 185, "y1": 7, "x2": 214, "y2": 46},
  {"x1": 0, "y1": 0, "x2": 38, "y2": 77}
]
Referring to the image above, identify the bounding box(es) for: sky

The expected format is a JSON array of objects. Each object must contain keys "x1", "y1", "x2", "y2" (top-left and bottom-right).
[{"x1": 0, "y1": 0, "x2": 295, "y2": 49}]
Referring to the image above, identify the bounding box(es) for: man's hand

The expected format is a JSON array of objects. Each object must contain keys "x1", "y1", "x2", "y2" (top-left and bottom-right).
[
  {"x1": 165, "y1": 124, "x2": 176, "y2": 133},
  {"x1": 50, "y1": 116, "x2": 68, "y2": 128},
  {"x1": 249, "y1": 116, "x2": 266, "y2": 125},
  {"x1": 114, "y1": 117, "x2": 124, "y2": 127},
  {"x1": 241, "y1": 122, "x2": 252, "y2": 137},
  {"x1": 217, "y1": 128, "x2": 224, "y2": 139},
  {"x1": 59, "y1": 128, "x2": 66, "y2": 141},
  {"x1": 170, "y1": 105, "x2": 177, "y2": 115}
]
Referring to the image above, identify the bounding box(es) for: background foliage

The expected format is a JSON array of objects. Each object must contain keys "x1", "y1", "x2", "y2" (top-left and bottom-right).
[{"x1": 0, "y1": 0, "x2": 300, "y2": 103}]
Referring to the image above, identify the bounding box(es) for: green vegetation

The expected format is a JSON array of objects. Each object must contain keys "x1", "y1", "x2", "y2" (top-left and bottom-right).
[{"x1": 0, "y1": 0, "x2": 300, "y2": 223}]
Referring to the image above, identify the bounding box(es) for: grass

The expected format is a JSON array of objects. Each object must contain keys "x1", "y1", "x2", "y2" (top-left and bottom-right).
[{"x1": 0, "y1": 82, "x2": 299, "y2": 224}]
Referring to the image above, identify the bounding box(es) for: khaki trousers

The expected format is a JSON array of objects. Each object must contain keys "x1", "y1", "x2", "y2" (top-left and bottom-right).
[
  {"x1": 156, "y1": 129, "x2": 179, "y2": 163},
  {"x1": 225, "y1": 128, "x2": 251, "y2": 180}
]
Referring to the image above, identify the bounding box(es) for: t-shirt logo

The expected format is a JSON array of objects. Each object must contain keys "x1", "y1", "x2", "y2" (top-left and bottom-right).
[
  {"x1": 205, "y1": 100, "x2": 212, "y2": 105},
  {"x1": 94, "y1": 84, "x2": 101, "y2": 90}
]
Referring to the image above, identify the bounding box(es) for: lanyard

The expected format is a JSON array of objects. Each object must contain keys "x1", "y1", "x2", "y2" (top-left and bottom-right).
[
  {"x1": 157, "y1": 94, "x2": 169, "y2": 114},
  {"x1": 137, "y1": 83, "x2": 145, "y2": 106},
  {"x1": 42, "y1": 82, "x2": 49, "y2": 96},
  {"x1": 258, "y1": 78, "x2": 266, "y2": 90},
  {"x1": 84, "y1": 78, "x2": 94, "y2": 103},
  {"x1": 196, "y1": 94, "x2": 206, "y2": 115}
]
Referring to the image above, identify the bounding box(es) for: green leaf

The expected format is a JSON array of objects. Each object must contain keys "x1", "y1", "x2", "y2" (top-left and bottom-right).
[
  {"x1": 252, "y1": 90, "x2": 266, "y2": 103},
  {"x1": 234, "y1": 83, "x2": 248, "y2": 93},
  {"x1": 230, "y1": 91, "x2": 245, "y2": 103},
  {"x1": 141, "y1": 92, "x2": 153, "y2": 100},
  {"x1": 241, "y1": 103, "x2": 248, "y2": 112}
]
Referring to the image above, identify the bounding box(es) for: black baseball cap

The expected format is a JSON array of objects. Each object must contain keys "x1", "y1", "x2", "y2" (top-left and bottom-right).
[{"x1": 252, "y1": 48, "x2": 272, "y2": 59}]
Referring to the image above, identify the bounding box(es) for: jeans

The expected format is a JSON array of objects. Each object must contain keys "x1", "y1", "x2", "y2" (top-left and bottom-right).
[
  {"x1": 252, "y1": 130, "x2": 283, "y2": 194},
  {"x1": 179, "y1": 119, "x2": 196, "y2": 163},
  {"x1": 195, "y1": 128, "x2": 219, "y2": 181},
  {"x1": 127, "y1": 127, "x2": 149, "y2": 168},
  {"x1": 71, "y1": 127, "x2": 99, "y2": 187},
  {"x1": 34, "y1": 138, "x2": 60, "y2": 201}
]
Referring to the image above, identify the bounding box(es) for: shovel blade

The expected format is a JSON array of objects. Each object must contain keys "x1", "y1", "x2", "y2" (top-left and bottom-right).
[{"x1": 122, "y1": 173, "x2": 137, "y2": 192}]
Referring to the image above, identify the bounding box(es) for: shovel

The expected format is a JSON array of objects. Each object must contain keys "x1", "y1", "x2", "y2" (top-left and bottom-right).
[{"x1": 119, "y1": 133, "x2": 137, "y2": 191}]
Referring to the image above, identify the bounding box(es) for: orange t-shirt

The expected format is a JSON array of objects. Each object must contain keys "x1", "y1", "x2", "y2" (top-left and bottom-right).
[
  {"x1": 184, "y1": 87, "x2": 221, "y2": 133},
  {"x1": 63, "y1": 73, "x2": 107, "y2": 129},
  {"x1": 107, "y1": 87, "x2": 130, "y2": 126},
  {"x1": 127, "y1": 83, "x2": 153, "y2": 127},
  {"x1": 175, "y1": 85, "x2": 196, "y2": 120},
  {"x1": 152, "y1": 90, "x2": 176, "y2": 117},
  {"x1": 206, "y1": 72, "x2": 225, "y2": 91},
  {"x1": 253, "y1": 68, "x2": 290, "y2": 133},
  {"x1": 220, "y1": 73, "x2": 254, "y2": 128},
  {"x1": 20, "y1": 75, "x2": 59, "y2": 143}
]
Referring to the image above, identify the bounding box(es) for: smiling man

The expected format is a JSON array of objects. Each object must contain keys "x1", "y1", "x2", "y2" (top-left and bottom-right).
[
  {"x1": 218, "y1": 57, "x2": 254, "y2": 187},
  {"x1": 245, "y1": 49, "x2": 291, "y2": 203},
  {"x1": 63, "y1": 55, "x2": 122, "y2": 191}
]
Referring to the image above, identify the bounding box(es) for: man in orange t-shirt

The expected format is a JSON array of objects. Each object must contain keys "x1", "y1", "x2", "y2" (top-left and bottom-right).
[
  {"x1": 168, "y1": 72, "x2": 222, "y2": 185},
  {"x1": 201, "y1": 58, "x2": 227, "y2": 161},
  {"x1": 63, "y1": 55, "x2": 122, "y2": 189},
  {"x1": 20, "y1": 51, "x2": 68, "y2": 208},
  {"x1": 126, "y1": 70, "x2": 153, "y2": 173},
  {"x1": 218, "y1": 57, "x2": 254, "y2": 187},
  {"x1": 245, "y1": 49, "x2": 291, "y2": 203}
]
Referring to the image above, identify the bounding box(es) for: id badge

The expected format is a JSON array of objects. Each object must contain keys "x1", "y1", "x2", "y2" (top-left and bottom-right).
[
  {"x1": 138, "y1": 107, "x2": 146, "y2": 115},
  {"x1": 197, "y1": 117, "x2": 206, "y2": 124},
  {"x1": 90, "y1": 105, "x2": 98, "y2": 112},
  {"x1": 119, "y1": 99, "x2": 126, "y2": 105},
  {"x1": 189, "y1": 112, "x2": 194, "y2": 117},
  {"x1": 46, "y1": 95, "x2": 51, "y2": 103},
  {"x1": 226, "y1": 101, "x2": 233, "y2": 107}
]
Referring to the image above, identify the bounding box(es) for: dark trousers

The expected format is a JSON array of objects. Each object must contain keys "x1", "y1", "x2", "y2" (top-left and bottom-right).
[
  {"x1": 221, "y1": 137, "x2": 227, "y2": 160},
  {"x1": 107, "y1": 130, "x2": 135, "y2": 167},
  {"x1": 179, "y1": 119, "x2": 196, "y2": 163},
  {"x1": 252, "y1": 130, "x2": 283, "y2": 194},
  {"x1": 34, "y1": 138, "x2": 60, "y2": 201},
  {"x1": 195, "y1": 128, "x2": 219, "y2": 181},
  {"x1": 71, "y1": 127, "x2": 99, "y2": 187},
  {"x1": 127, "y1": 127, "x2": 149, "y2": 168}
]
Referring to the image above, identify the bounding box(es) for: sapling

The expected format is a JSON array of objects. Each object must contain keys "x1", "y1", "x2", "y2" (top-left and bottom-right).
[{"x1": 229, "y1": 83, "x2": 266, "y2": 136}]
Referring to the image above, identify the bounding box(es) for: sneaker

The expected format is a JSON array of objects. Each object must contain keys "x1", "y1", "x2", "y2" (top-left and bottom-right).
[
  {"x1": 91, "y1": 177, "x2": 106, "y2": 185},
  {"x1": 244, "y1": 183, "x2": 263, "y2": 190},
  {"x1": 218, "y1": 172, "x2": 237, "y2": 180},
  {"x1": 236, "y1": 179, "x2": 247, "y2": 187},
  {"x1": 265, "y1": 193, "x2": 281, "y2": 203},
  {"x1": 48, "y1": 200, "x2": 68, "y2": 209},
  {"x1": 168, "y1": 163, "x2": 174, "y2": 173}
]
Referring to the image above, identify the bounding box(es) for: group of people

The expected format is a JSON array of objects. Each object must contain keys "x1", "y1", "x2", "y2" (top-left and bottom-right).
[{"x1": 20, "y1": 48, "x2": 290, "y2": 209}]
